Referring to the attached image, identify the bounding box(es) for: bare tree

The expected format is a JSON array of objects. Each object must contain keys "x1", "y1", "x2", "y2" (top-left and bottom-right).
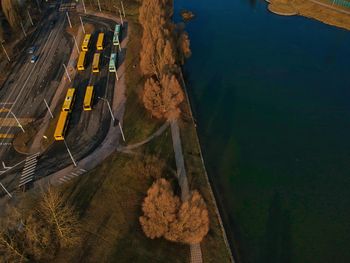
[{"x1": 38, "y1": 185, "x2": 81, "y2": 248}]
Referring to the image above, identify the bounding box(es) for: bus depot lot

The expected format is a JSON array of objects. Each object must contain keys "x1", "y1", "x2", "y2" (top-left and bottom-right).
[{"x1": 0, "y1": 11, "x2": 124, "y2": 195}]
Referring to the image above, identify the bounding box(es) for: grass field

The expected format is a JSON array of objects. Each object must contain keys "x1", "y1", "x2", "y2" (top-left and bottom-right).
[
  {"x1": 54, "y1": 128, "x2": 190, "y2": 262},
  {"x1": 52, "y1": 1, "x2": 233, "y2": 262}
]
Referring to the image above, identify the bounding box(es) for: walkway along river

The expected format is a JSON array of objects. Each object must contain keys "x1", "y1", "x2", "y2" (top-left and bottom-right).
[{"x1": 175, "y1": 0, "x2": 350, "y2": 262}]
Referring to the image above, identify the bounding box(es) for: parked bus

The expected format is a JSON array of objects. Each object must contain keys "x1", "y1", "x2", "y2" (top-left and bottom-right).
[
  {"x1": 96, "y1": 33, "x2": 104, "y2": 50},
  {"x1": 77, "y1": 51, "x2": 86, "y2": 71},
  {"x1": 113, "y1": 24, "x2": 121, "y2": 46},
  {"x1": 83, "y1": 86, "x2": 94, "y2": 111},
  {"x1": 54, "y1": 111, "x2": 69, "y2": 141},
  {"x1": 62, "y1": 88, "x2": 76, "y2": 112},
  {"x1": 81, "y1": 34, "x2": 91, "y2": 51},
  {"x1": 109, "y1": 53, "x2": 117, "y2": 72},
  {"x1": 92, "y1": 53, "x2": 100, "y2": 73}
]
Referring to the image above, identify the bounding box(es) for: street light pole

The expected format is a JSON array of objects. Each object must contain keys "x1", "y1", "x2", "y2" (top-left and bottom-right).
[
  {"x1": 97, "y1": 97, "x2": 125, "y2": 142},
  {"x1": 97, "y1": 0, "x2": 102, "y2": 12},
  {"x1": 63, "y1": 139, "x2": 77, "y2": 167},
  {"x1": 0, "y1": 41, "x2": 10, "y2": 62},
  {"x1": 20, "y1": 22, "x2": 27, "y2": 37},
  {"x1": 121, "y1": 1, "x2": 126, "y2": 17},
  {"x1": 118, "y1": 122, "x2": 126, "y2": 142},
  {"x1": 63, "y1": 63, "x2": 71, "y2": 82},
  {"x1": 114, "y1": 70, "x2": 119, "y2": 81},
  {"x1": 81, "y1": 0, "x2": 87, "y2": 13},
  {"x1": 0, "y1": 182, "x2": 12, "y2": 198},
  {"x1": 98, "y1": 97, "x2": 114, "y2": 121},
  {"x1": 44, "y1": 99, "x2": 53, "y2": 119},
  {"x1": 73, "y1": 36, "x2": 80, "y2": 54},
  {"x1": 10, "y1": 111, "x2": 25, "y2": 133},
  {"x1": 66, "y1": 12, "x2": 72, "y2": 28},
  {"x1": 27, "y1": 10, "x2": 34, "y2": 26},
  {"x1": 79, "y1": 16, "x2": 85, "y2": 34},
  {"x1": 118, "y1": 8, "x2": 123, "y2": 26}
]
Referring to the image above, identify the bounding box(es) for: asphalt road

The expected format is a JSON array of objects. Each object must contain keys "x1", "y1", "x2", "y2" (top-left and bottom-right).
[{"x1": 0, "y1": 3, "x2": 121, "y2": 196}]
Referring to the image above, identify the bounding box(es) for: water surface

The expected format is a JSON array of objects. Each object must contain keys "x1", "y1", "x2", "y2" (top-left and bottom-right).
[{"x1": 174, "y1": 0, "x2": 350, "y2": 262}]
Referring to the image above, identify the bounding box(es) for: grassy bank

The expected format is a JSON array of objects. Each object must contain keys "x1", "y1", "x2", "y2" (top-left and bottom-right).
[
  {"x1": 268, "y1": 0, "x2": 350, "y2": 30},
  {"x1": 53, "y1": 129, "x2": 189, "y2": 262},
  {"x1": 52, "y1": 0, "x2": 233, "y2": 262}
]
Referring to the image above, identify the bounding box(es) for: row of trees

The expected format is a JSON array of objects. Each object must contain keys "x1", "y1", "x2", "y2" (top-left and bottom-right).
[
  {"x1": 0, "y1": 186, "x2": 81, "y2": 262},
  {"x1": 139, "y1": 0, "x2": 191, "y2": 119},
  {"x1": 140, "y1": 179, "x2": 209, "y2": 244}
]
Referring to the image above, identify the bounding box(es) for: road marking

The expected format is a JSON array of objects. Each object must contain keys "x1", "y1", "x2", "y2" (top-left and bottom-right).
[
  {"x1": 20, "y1": 172, "x2": 35, "y2": 181},
  {"x1": 19, "y1": 177, "x2": 33, "y2": 187},
  {"x1": 0, "y1": 134, "x2": 14, "y2": 139},
  {"x1": 0, "y1": 27, "x2": 56, "y2": 148},
  {"x1": 0, "y1": 143, "x2": 12, "y2": 146},
  {"x1": 0, "y1": 118, "x2": 34, "y2": 127},
  {"x1": 24, "y1": 158, "x2": 37, "y2": 166},
  {"x1": 22, "y1": 166, "x2": 36, "y2": 174},
  {"x1": 18, "y1": 153, "x2": 39, "y2": 188}
]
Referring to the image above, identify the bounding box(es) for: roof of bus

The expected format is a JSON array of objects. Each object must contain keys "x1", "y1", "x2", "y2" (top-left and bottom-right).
[
  {"x1": 115, "y1": 24, "x2": 121, "y2": 31},
  {"x1": 54, "y1": 111, "x2": 69, "y2": 136},
  {"x1": 78, "y1": 51, "x2": 86, "y2": 64},
  {"x1": 98, "y1": 32, "x2": 104, "y2": 39},
  {"x1": 83, "y1": 34, "x2": 91, "y2": 42},
  {"x1": 84, "y1": 86, "x2": 94, "y2": 105},
  {"x1": 93, "y1": 53, "x2": 100, "y2": 64},
  {"x1": 62, "y1": 88, "x2": 75, "y2": 109}
]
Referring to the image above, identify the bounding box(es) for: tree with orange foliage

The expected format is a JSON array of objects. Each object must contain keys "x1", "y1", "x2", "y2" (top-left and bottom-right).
[
  {"x1": 177, "y1": 31, "x2": 191, "y2": 65},
  {"x1": 160, "y1": 73, "x2": 184, "y2": 119},
  {"x1": 143, "y1": 74, "x2": 184, "y2": 119},
  {"x1": 165, "y1": 191, "x2": 210, "y2": 244},
  {"x1": 139, "y1": 179, "x2": 180, "y2": 239},
  {"x1": 140, "y1": 180, "x2": 209, "y2": 244}
]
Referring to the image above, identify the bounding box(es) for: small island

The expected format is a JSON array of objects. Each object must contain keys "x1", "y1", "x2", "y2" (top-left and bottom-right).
[{"x1": 181, "y1": 9, "x2": 195, "y2": 21}]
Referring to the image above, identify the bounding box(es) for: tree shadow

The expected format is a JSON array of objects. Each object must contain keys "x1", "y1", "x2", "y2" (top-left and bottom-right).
[{"x1": 262, "y1": 192, "x2": 292, "y2": 263}]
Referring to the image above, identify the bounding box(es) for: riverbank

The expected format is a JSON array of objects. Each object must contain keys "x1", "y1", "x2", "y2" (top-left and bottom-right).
[{"x1": 267, "y1": 0, "x2": 350, "y2": 30}]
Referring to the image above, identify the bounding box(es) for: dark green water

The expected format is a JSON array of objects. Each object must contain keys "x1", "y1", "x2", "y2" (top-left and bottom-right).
[{"x1": 174, "y1": 0, "x2": 350, "y2": 262}]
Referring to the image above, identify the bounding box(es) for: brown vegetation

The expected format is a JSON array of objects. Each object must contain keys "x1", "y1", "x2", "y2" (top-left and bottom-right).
[
  {"x1": 140, "y1": 179, "x2": 209, "y2": 244},
  {"x1": 165, "y1": 191, "x2": 210, "y2": 244},
  {"x1": 139, "y1": 179, "x2": 180, "y2": 239},
  {"x1": 139, "y1": 0, "x2": 192, "y2": 120},
  {"x1": 0, "y1": 186, "x2": 81, "y2": 262},
  {"x1": 1, "y1": 0, "x2": 21, "y2": 30}
]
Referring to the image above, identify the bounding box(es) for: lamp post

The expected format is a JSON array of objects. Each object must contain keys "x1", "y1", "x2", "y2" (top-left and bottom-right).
[
  {"x1": 97, "y1": 97, "x2": 125, "y2": 142},
  {"x1": 0, "y1": 41, "x2": 10, "y2": 62},
  {"x1": 10, "y1": 111, "x2": 25, "y2": 133},
  {"x1": 63, "y1": 139, "x2": 77, "y2": 167}
]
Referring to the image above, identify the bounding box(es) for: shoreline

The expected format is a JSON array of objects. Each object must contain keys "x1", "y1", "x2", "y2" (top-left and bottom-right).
[
  {"x1": 266, "y1": 0, "x2": 350, "y2": 30},
  {"x1": 179, "y1": 71, "x2": 236, "y2": 263}
]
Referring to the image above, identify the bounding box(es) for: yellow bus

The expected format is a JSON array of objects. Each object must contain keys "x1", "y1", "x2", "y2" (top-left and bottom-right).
[
  {"x1": 83, "y1": 86, "x2": 94, "y2": 111},
  {"x1": 92, "y1": 53, "x2": 100, "y2": 73},
  {"x1": 54, "y1": 111, "x2": 69, "y2": 141},
  {"x1": 81, "y1": 34, "x2": 91, "y2": 51},
  {"x1": 77, "y1": 51, "x2": 86, "y2": 71},
  {"x1": 96, "y1": 33, "x2": 104, "y2": 50},
  {"x1": 62, "y1": 88, "x2": 76, "y2": 112}
]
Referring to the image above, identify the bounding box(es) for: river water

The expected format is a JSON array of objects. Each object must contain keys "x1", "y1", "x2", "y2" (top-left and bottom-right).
[{"x1": 174, "y1": 0, "x2": 350, "y2": 262}]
